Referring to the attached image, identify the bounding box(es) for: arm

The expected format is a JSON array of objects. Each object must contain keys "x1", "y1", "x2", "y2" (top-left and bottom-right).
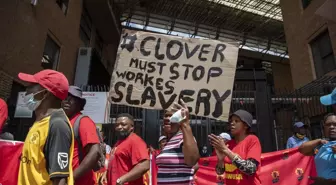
[
  {"x1": 52, "y1": 178, "x2": 67, "y2": 185},
  {"x1": 73, "y1": 117, "x2": 100, "y2": 180},
  {"x1": 181, "y1": 120, "x2": 200, "y2": 167},
  {"x1": 74, "y1": 144, "x2": 100, "y2": 180},
  {"x1": 286, "y1": 138, "x2": 293, "y2": 149},
  {"x1": 299, "y1": 139, "x2": 323, "y2": 156},
  {"x1": 192, "y1": 163, "x2": 199, "y2": 174},
  {"x1": 222, "y1": 137, "x2": 261, "y2": 176},
  {"x1": 119, "y1": 137, "x2": 150, "y2": 184},
  {"x1": 119, "y1": 160, "x2": 150, "y2": 183},
  {"x1": 45, "y1": 116, "x2": 72, "y2": 185}
]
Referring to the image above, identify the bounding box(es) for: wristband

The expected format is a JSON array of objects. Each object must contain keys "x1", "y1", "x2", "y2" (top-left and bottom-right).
[{"x1": 215, "y1": 164, "x2": 225, "y2": 175}]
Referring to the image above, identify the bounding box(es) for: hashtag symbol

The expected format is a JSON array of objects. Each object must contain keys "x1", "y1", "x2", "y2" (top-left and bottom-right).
[{"x1": 120, "y1": 33, "x2": 137, "y2": 52}]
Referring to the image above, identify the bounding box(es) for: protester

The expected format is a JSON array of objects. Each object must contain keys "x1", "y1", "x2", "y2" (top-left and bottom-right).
[
  {"x1": 209, "y1": 109, "x2": 261, "y2": 185},
  {"x1": 96, "y1": 128, "x2": 112, "y2": 185},
  {"x1": 17, "y1": 69, "x2": 74, "y2": 185},
  {"x1": 0, "y1": 116, "x2": 14, "y2": 140},
  {"x1": 299, "y1": 113, "x2": 336, "y2": 184},
  {"x1": 62, "y1": 86, "x2": 101, "y2": 185},
  {"x1": 156, "y1": 100, "x2": 200, "y2": 185},
  {"x1": 0, "y1": 98, "x2": 8, "y2": 134},
  {"x1": 286, "y1": 122, "x2": 309, "y2": 149},
  {"x1": 150, "y1": 136, "x2": 167, "y2": 156},
  {"x1": 107, "y1": 113, "x2": 149, "y2": 185},
  {"x1": 211, "y1": 132, "x2": 231, "y2": 156}
]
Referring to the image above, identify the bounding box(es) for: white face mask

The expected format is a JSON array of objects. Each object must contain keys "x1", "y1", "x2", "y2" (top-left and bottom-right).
[{"x1": 23, "y1": 90, "x2": 46, "y2": 111}]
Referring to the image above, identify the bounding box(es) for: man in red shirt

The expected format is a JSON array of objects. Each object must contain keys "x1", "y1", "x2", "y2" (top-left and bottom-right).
[
  {"x1": 107, "y1": 113, "x2": 149, "y2": 185},
  {"x1": 62, "y1": 86, "x2": 101, "y2": 185}
]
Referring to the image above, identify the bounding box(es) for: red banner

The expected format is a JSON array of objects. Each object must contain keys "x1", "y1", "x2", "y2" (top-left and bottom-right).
[
  {"x1": 0, "y1": 140, "x2": 23, "y2": 185},
  {"x1": 195, "y1": 148, "x2": 316, "y2": 185},
  {"x1": 0, "y1": 140, "x2": 317, "y2": 185},
  {"x1": 147, "y1": 148, "x2": 316, "y2": 185}
]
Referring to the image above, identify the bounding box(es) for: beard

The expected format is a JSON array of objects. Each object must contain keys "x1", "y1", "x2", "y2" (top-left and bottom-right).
[{"x1": 116, "y1": 130, "x2": 131, "y2": 140}]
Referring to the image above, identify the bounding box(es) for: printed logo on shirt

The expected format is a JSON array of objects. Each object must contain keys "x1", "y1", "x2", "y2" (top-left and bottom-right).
[
  {"x1": 202, "y1": 158, "x2": 209, "y2": 166},
  {"x1": 224, "y1": 163, "x2": 237, "y2": 172},
  {"x1": 19, "y1": 155, "x2": 31, "y2": 164},
  {"x1": 271, "y1": 170, "x2": 280, "y2": 183},
  {"x1": 57, "y1": 152, "x2": 68, "y2": 169},
  {"x1": 224, "y1": 163, "x2": 243, "y2": 180},
  {"x1": 295, "y1": 168, "x2": 304, "y2": 181},
  {"x1": 29, "y1": 132, "x2": 39, "y2": 144}
]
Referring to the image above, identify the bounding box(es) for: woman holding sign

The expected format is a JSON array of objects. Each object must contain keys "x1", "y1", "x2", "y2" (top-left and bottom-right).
[
  {"x1": 156, "y1": 100, "x2": 200, "y2": 185},
  {"x1": 208, "y1": 109, "x2": 261, "y2": 185}
]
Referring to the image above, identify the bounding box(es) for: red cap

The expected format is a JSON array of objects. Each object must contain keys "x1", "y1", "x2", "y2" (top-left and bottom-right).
[
  {"x1": 18, "y1": 69, "x2": 69, "y2": 100},
  {"x1": 0, "y1": 98, "x2": 8, "y2": 133}
]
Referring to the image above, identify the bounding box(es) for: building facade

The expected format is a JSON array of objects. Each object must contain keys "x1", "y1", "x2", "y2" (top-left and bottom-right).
[
  {"x1": 0, "y1": 0, "x2": 120, "y2": 100},
  {"x1": 0, "y1": 0, "x2": 120, "y2": 140},
  {"x1": 281, "y1": 0, "x2": 336, "y2": 88}
]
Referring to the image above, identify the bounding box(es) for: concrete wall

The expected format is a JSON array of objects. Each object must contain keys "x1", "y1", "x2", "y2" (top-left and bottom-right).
[{"x1": 280, "y1": 0, "x2": 336, "y2": 88}]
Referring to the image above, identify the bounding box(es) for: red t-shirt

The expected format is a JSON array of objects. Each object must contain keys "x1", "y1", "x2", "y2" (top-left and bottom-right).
[
  {"x1": 107, "y1": 133, "x2": 149, "y2": 185},
  {"x1": 70, "y1": 113, "x2": 100, "y2": 185},
  {"x1": 223, "y1": 135, "x2": 261, "y2": 185}
]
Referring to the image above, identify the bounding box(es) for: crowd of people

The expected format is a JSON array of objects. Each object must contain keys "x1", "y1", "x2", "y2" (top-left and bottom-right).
[{"x1": 0, "y1": 69, "x2": 335, "y2": 185}]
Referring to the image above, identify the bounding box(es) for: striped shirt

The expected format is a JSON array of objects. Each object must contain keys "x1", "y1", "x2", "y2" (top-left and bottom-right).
[{"x1": 156, "y1": 131, "x2": 194, "y2": 185}]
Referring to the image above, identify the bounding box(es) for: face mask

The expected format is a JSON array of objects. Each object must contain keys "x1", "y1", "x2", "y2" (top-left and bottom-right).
[
  {"x1": 295, "y1": 133, "x2": 305, "y2": 139},
  {"x1": 23, "y1": 90, "x2": 46, "y2": 111},
  {"x1": 169, "y1": 109, "x2": 185, "y2": 124}
]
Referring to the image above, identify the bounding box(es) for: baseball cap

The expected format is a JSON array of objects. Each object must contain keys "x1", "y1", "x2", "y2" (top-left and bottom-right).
[
  {"x1": 18, "y1": 69, "x2": 69, "y2": 100},
  {"x1": 68, "y1": 86, "x2": 86, "y2": 105},
  {"x1": 294, "y1": 122, "x2": 306, "y2": 128},
  {"x1": 320, "y1": 88, "x2": 336, "y2": 105},
  {"x1": 219, "y1": 133, "x2": 231, "y2": 140},
  {"x1": 230, "y1": 109, "x2": 253, "y2": 127},
  {"x1": 158, "y1": 136, "x2": 167, "y2": 142}
]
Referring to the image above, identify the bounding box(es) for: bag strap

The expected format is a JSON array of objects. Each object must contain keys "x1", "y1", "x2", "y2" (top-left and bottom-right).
[
  {"x1": 74, "y1": 114, "x2": 86, "y2": 162},
  {"x1": 96, "y1": 127, "x2": 103, "y2": 143}
]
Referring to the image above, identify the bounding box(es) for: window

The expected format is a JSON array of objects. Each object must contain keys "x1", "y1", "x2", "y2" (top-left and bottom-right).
[
  {"x1": 56, "y1": 0, "x2": 69, "y2": 14},
  {"x1": 302, "y1": 0, "x2": 313, "y2": 9},
  {"x1": 41, "y1": 36, "x2": 60, "y2": 69},
  {"x1": 79, "y1": 8, "x2": 92, "y2": 46},
  {"x1": 310, "y1": 31, "x2": 336, "y2": 78}
]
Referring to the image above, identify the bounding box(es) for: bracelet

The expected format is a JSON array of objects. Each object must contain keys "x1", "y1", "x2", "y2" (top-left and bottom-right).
[
  {"x1": 215, "y1": 164, "x2": 225, "y2": 175},
  {"x1": 233, "y1": 154, "x2": 240, "y2": 162}
]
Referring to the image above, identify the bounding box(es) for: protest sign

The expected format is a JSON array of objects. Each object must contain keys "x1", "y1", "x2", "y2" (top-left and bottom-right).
[{"x1": 109, "y1": 29, "x2": 239, "y2": 120}]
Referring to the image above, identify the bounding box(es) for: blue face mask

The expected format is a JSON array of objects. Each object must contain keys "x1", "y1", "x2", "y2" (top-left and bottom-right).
[{"x1": 23, "y1": 90, "x2": 46, "y2": 111}]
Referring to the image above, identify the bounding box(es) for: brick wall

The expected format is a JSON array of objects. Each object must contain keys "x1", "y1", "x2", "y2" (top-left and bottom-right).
[
  {"x1": 0, "y1": 0, "x2": 119, "y2": 97},
  {"x1": 272, "y1": 62, "x2": 294, "y2": 90},
  {"x1": 280, "y1": 0, "x2": 336, "y2": 88},
  {"x1": 0, "y1": 0, "x2": 83, "y2": 83}
]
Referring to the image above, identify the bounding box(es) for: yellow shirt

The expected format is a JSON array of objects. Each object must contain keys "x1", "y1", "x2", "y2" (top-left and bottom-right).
[{"x1": 18, "y1": 109, "x2": 74, "y2": 185}]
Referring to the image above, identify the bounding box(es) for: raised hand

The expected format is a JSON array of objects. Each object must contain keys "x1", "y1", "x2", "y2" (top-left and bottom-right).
[{"x1": 208, "y1": 134, "x2": 228, "y2": 160}]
